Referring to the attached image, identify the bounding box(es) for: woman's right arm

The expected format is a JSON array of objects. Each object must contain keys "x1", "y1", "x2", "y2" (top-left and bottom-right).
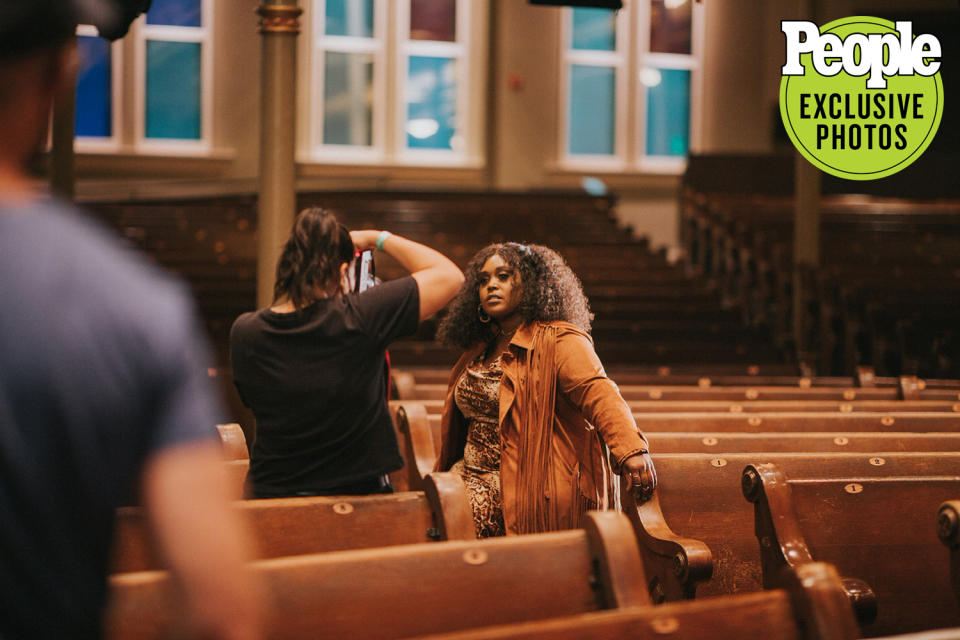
[{"x1": 351, "y1": 230, "x2": 465, "y2": 322}]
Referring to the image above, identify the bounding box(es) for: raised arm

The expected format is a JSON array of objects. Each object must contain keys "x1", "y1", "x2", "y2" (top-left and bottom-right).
[
  {"x1": 351, "y1": 230, "x2": 465, "y2": 321},
  {"x1": 141, "y1": 441, "x2": 264, "y2": 640}
]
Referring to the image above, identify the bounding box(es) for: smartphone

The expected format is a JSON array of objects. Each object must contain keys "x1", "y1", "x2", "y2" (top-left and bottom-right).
[{"x1": 350, "y1": 249, "x2": 376, "y2": 293}]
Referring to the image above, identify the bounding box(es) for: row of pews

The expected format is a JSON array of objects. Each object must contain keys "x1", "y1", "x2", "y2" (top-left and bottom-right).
[
  {"x1": 104, "y1": 366, "x2": 960, "y2": 639},
  {"x1": 680, "y1": 157, "x2": 960, "y2": 379},
  {"x1": 85, "y1": 190, "x2": 790, "y2": 371}
]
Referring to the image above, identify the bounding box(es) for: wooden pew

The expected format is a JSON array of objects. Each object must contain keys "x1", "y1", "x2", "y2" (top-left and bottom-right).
[
  {"x1": 215, "y1": 423, "x2": 248, "y2": 460},
  {"x1": 646, "y1": 432, "x2": 960, "y2": 454},
  {"x1": 937, "y1": 500, "x2": 960, "y2": 608},
  {"x1": 105, "y1": 512, "x2": 650, "y2": 640},
  {"x1": 630, "y1": 412, "x2": 960, "y2": 432},
  {"x1": 743, "y1": 463, "x2": 960, "y2": 636},
  {"x1": 621, "y1": 453, "x2": 960, "y2": 608},
  {"x1": 109, "y1": 472, "x2": 474, "y2": 573},
  {"x1": 628, "y1": 401, "x2": 960, "y2": 413},
  {"x1": 387, "y1": 399, "x2": 960, "y2": 418},
  {"x1": 396, "y1": 382, "x2": 960, "y2": 403},
  {"x1": 408, "y1": 563, "x2": 859, "y2": 640}
]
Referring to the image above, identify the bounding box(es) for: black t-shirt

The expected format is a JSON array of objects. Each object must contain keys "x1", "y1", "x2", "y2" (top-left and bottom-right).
[
  {"x1": 0, "y1": 201, "x2": 223, "y2": 639},
  {"x1": 230, "y1": 276, "x2": 420, "y2": 496}
]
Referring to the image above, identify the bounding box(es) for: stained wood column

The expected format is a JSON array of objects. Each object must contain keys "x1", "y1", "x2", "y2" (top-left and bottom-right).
[
  {"x1": 256, "y1": 1, "x2": 302, "y2": 308},
  {"x1": 792, "y1": 154, "x2": 821, "y2": 367}
]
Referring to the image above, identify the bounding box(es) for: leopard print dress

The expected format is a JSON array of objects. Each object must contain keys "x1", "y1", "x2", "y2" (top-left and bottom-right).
[{"x1": 450, "y1": 354, "x2": 506, "y2": 538}]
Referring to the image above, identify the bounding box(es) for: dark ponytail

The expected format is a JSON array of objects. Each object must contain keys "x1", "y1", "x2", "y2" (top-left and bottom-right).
[{"x1": 273, "y1": 207, "x2": 354, "y2": 309}]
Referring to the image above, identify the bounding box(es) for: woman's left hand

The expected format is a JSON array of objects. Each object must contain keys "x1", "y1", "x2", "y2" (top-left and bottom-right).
[{"x1": 622, "y1": 452, "x2": 657, "y2": 503}]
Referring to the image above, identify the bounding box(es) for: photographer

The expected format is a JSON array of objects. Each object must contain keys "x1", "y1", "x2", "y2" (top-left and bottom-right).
[{"x1": 230, "y1": 207, "x2": 463, "y2": 498}]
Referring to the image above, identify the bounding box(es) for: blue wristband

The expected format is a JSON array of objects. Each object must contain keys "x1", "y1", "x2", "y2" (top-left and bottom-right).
[{"x1": 375, "y1": 230, "x2": 391, "y2": 252}]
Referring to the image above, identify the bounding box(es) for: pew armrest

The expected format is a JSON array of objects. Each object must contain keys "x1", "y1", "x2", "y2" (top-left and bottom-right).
[
  {"x1": 742, "y1": 463, "x2": 878, "y2": 627},
  {"x1": 392, "y1": 402, "x2": 437, "y2": 491},
  {"x1": 424, "y1": 472, "x2": 475, "y2": 541},
  {"x1": 938, "y1": 500, "x2": 960, "y2": 607},
  {"x1": 216, "y1": 423, "x2": 249, "y2": 460},
  {"x1": 620, "y1": 478, "x2": 713, "y2": 601},
  {"x1": 582, "y1": 511, "x2": 652, "y2": 609}
]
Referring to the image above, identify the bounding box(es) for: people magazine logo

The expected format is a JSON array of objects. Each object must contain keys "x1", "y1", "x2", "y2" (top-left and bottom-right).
[{"x1": 779, "y1": 16, "x2": 944, "y2": 180}]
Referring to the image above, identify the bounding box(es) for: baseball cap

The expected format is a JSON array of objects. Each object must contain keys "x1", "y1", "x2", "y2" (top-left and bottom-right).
[{"x1": 0, "y1": 0, "x2": 149, "y2": 58}]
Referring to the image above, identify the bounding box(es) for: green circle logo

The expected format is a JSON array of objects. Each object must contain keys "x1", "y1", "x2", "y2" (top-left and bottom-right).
[{"x1": 780, "y1": 16, "x2": 944, "y2": 180}]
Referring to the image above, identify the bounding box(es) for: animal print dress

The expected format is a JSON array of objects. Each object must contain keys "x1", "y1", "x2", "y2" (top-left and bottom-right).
[{"x1": 450, "y1": 354, "x2": 506, "y2": 537}]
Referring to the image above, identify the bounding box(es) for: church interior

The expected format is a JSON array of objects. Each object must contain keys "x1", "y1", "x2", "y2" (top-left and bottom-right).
[{"x1": 34, "y1": 0, "x2": 960, "y2": 637}]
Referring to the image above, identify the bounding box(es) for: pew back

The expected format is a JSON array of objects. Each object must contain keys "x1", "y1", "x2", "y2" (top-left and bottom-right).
[
  {"x1": 106, "y1": 512, "x2": 649, "y2": 640},
  {"x1": 744, "y1": 464, "x2": 960, "y2": 636},
  {"x1": 110, "y1": 472, "x2": 474, "y2": 573}
]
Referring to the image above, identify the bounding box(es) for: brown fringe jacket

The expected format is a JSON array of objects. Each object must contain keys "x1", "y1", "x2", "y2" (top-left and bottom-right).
[{"x1": 436, "y1": 320, "x2": 649, "y2": 534}]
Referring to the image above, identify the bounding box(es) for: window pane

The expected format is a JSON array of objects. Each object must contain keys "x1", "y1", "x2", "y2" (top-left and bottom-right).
[
  {"x1": 649, "y1": 0, "x2": 692, "y2": 55},
  {"x1": 571, "y1": 8, "x2": 616, "y2": 51},
  {"x1": 325, "y1": 0, "x2": 374, "y2": 38},
  {"x1": 323, "y1": 51, "x2": 374, "y2": 146},
  {"x1": 76, "y1": 36, "x2": 111, "y2": 137},
  {"x1": 406, "y1": 56, "x2": 456, "y2": 150},
  {"x1": 146, "y1": 41, "x2": 202, "y2": 140},
  {"x1": 410, "y1": 0, "x2": 456, "y2": 42},
  {"x1": 645, "y1": 67, "x2": 690, "y2": 156},
  {"x1": 147, "y1": 0, "x2": 202, "y2": 27},
  {"x1": 568, "y1": 65, "x2": 615, "y2": 155}
]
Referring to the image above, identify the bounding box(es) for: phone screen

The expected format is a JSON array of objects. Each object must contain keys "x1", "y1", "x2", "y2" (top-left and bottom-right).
[{"x1": 350, "y1": 250, "x2": 376, "y2": 292}]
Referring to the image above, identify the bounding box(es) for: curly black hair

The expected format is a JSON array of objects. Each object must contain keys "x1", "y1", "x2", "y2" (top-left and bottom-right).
[
  {"x1": 273, "y1": 207, "x2": 354, "y2": 308},
  {"x1": 436, "y1": 243, "x2": 592, "y2": 349}
]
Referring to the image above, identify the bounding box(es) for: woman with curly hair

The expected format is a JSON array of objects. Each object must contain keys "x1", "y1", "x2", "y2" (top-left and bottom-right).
[
  {"x1": 435, "y1": 242, "x2": 656, "y2": 537},
  {"x1": 231, "y1": 207, "x2": 463, "y2": 498}
]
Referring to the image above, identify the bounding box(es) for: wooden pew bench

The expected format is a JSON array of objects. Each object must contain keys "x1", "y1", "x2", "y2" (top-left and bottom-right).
[
  {"x1": 410, "y1": 563, "x2": 859, "y2": 640},
  {"x1": 630, "y1": 412, "x2": 960, "y2": 432},
  {"x1": 627, "y1": 400, "x2": 960, "y2": 413},
  {"x1": 110, "y1": 472, "x2": 474, "y2": 573},
  {"x1": 743, "y1": 464, "x2": 960, "y2": 636},
  {"x1": 645, "y1": 432, "x2": 960, "y2": 454},
  {"x1": 394, "y1": 381, "x2": 960, "y2": 403},
  {"x1": 392, "y1": 402, "x2": 960, "y2": 488},
  {"x1": 106, "y1": 512, "x2": 650, "y2": 640},
  {"x1": 622, "y1": 453, "x2": 960, "y2": 607}
]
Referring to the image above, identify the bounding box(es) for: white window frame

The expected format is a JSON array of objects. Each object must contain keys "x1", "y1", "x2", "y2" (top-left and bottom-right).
[
  {"x1": 308, "y1": 0, "x2": 387, "y2": 164},
  {"x1": 559, "y1": 6, "x2": 630, "y2": 171},
  {"x1": 394, "y1": 0, "x2": 473, "y2": 165},
  {"x1": 74, "y1": 24, "x2": 123, "y2": 152},
  {"x1": 634, "y1": 0, "x2": 703, "y2": 173},
  {"x1": 301, "y1": 0, "x2": 484, "y2": 168},
  {"x1": 134, "y1": 0, "x2": 214, "y2": 154},
  {"x1": 559, "y1": 1, "x2": 703, "y2": 175}
]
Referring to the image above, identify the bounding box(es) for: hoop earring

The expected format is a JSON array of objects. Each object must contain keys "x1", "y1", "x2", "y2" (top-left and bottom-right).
[{"x1": 477, "y1": 304, "x2": 491, "y2": 324}]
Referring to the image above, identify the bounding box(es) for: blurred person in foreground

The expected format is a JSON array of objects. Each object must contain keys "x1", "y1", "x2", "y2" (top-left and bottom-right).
[{"x1": 0, "y1": 1, "x2": 262, "y2": 638}]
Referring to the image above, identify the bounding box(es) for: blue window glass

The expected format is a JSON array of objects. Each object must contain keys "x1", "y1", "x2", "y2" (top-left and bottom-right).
[
  {"x1": 572, "y1": 8, "x2": 616, "y2": 51},
  {"x1": 324, "y1": 51, "x2": 374, "y2": 145},
  {"x1": 645, "y1": 68, "x2": 690, "y2": 156},
  {"x1": 406, "y1": 56, "x2": 456, "y2": 150},
  {"x1": 147, "y1": 0, "x2": 202, "y2": 27},
  {"x1": 568, "y1": 65, "x2": 615, "y2": 155},
  {"x1": 146, "y1": 40, "x2": 202, "y2": 140},
  {"x1": 76, "y1": 35, "x2": 111, "y2": 138},
  {"x1": 325, "y1": 0, "x2": 374, "y2": 37}
]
